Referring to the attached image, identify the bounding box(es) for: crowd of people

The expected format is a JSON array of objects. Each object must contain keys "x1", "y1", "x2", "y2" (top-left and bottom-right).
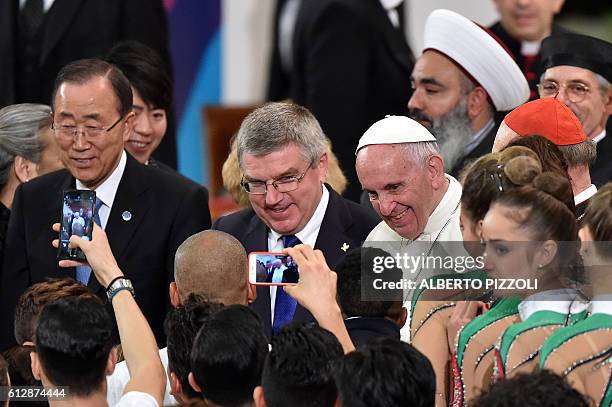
[{"x1": 0, "y1": 1, "x2": 611, "y2": 406}]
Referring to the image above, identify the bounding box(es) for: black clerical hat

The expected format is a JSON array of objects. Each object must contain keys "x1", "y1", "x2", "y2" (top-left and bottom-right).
[{"x1": 541, "y1": 33, "x2": 612, "y2": 83}]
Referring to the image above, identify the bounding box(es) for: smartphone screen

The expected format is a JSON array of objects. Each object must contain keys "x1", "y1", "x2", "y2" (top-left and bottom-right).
[
  {"x1": 248, "y1": 252, "x2": 299, "y2": 285},
  {"x1": 57, "y1": 190, "x2": 96, "y2": 260}
]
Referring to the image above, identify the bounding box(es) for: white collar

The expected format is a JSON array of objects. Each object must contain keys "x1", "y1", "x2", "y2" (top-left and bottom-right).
[
  {"x1": 269, "y1": 184, "x2": 329, "y2": 247},
  {"x1": 589, "y1": 296, "x2": 612, "y2": 316},
  {"x1": 19, "y1": 0, "x2": 54, "y2": 12},
  {"x1": 418, "y1": 174, "x2": 462, "y2": 239},
  {"x1": 574, "y1": 184, "x2": 597, "y2": 206},
  {"x1": 518, "y1": 289, "x2": 589, "y2": 321},
  {"x1": 76, "y1": 150, "x2": 127, "y2": 210},
  {"x1": 520, "y1": 41, "x2": 541, "y2": 56},
  {"x1": 379, "y1": 0, "x2": 402, "y2": 11},
  {"x1": 592, "y1": 129, "x2": 607, "y2": 144}
]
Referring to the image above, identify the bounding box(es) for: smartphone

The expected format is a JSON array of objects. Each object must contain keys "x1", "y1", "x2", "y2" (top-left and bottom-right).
[
  {"x1": 248, "y1": 252, "x2": 299, "y2": 286},
  {"x1": 57, "y1": 189, "x2": 96, "y2": 260}
]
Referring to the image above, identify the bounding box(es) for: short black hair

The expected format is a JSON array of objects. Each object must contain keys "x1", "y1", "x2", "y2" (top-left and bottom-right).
[
  {"x1": 262, "y1": 322, "x2": 342, "y2": 407},
  {"x1": 164, "y1": 294, "x2": 224, "y2": 400},
  {"x1": 35, "y1": 297, "x2": 113, "y2": 397},
  {"x1": 190, "y1": 304, "x2": 268, "y2": 406},
  {"x1": 105, "y1": 40, "x2": 173, "y2": 110},
  {"x1": 472, "y1": 370, "x2": 589, "y2": 407},
  {"x1": 52, "y1": 58, "x2": 133, "y2": 117},
  {"x1": 335, "y1": 337, "x2": 435, "y2": 407},
  {"x1": 336, "y1": 247, "x2": 403, "y2": 318}
]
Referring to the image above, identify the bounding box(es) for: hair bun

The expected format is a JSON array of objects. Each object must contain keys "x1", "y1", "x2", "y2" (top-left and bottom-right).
[
  {"x1": 533, "y1": 172, "x2": 574, "y2": 212},
  {"x1": 503, "y1": 155, "x2": 542, "y2": 186}
]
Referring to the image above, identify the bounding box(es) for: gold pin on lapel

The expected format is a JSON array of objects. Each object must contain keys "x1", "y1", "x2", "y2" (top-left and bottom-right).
[{"x1": 341, "y1": 243, "x2": 350, "y2": 252}]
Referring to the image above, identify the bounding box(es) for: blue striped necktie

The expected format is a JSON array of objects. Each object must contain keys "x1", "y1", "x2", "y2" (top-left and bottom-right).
[
  {"x1": 272, "y1": 234, "x2": 301, "y2": 333},
  {"x1": 75, "y1": 197, "x2": 104, "y2": 285}
]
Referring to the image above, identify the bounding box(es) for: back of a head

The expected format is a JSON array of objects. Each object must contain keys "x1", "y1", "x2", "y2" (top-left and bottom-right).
[
  {"x1": 236, "y1": 102, "x2": 327, "y2": 170},
  {"x1": 262, "y1": 322, "x2": 343, "y2": 407},
  {"x1": 460, "y1": 147, "x2": 543, "y2": 224},
  {"x1": 472, "y1": 370, "x2": 589, "y2": 407},
  {"x1": 190, "y1": 304, "x2": 268, "y2": 406},
  {"x1": 336, "y1": 247, "x2": 402, "y2": 318},
  {"x1": 35, "y1": 297, "x2": 113, "y2": 397},
  {"x1": 174, "y1": 230, "x2": 248, "y2": 304},
  {"x1": 0, "y1": 103, "x2": 52, "y2": 189},
  {"x1": 335, "y1": 337, "x2": 435, "y2": 407},
  {"x1": 105, "y1": 40, "x2": 172, "y2": 111},
  {"x1": 52, "y1": 58, "x2": 133, "y2": 118},
  {"x1": 582, "y1": 183, "x2": 612, "y2": 259},
  {"x1": 165, "y1": 294, "x2": 224, "y2": 400},
  {"x1": 505, "y1": 135, "x2": 570, "y2": 179},
  {"x1": 15, "y1": 277, "x2": 98, "y2": 344}
]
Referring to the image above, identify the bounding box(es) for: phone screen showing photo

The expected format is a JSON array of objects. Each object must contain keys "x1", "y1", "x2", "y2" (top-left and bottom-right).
[
  {"x1": 251, "y1": 253, "x2": 299, "y2": 284},
  {"x1": 57, "y1": 190, "x2": 96, "y2": 260}
]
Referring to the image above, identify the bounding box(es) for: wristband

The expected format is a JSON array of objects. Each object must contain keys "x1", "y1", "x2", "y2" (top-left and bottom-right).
[{"x1": 106, "y1": 277, "x2": 135, "y2": 302}]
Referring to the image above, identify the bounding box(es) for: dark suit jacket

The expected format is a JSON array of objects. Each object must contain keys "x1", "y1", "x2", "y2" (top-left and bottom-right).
[
  {"x1": 213, "y1": 185, "x2": 379, "y2": 336},
  {"x1": 0, "y1": 153, "x2": 211, "y2": 350},
  {"x1": 591, "y1": 118, "x2": 612, "y2": 188},
  {"x1": 0, "y1": 0, "x2": 177, "y2": 167},
  {"x1": 268, "y1": 0, "x2": 414, "y2": 201},
  {"x1": 344, "y1": 317, "x2": 400, "y2": 348},
  {"x1": 489, "y1": 22, "x2": 569, "y2": 100}
]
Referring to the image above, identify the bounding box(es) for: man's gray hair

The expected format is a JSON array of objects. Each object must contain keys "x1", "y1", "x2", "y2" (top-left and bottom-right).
[
  {"x1": 0, "y1": 104, "x2": 52, "y2": 188},
  {"x1": 400, "y1": 141, "x2": 441, "y2": 166},
  {"x1": 559, "y1": 140, "x2": 597, "y2": 167},
  {"x1": 596, "y1": 73, "x2": 611, "y2": 97},
  {"x1": 236, "y1": 102, "x2": 327, "y2": 170}
]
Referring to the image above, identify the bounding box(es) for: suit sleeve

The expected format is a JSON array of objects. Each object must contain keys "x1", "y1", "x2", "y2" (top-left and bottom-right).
[
  {"x1": 0, "y1": 185, "x2": 31, "y2": 350},
  {"x1": 303, "y1": 3, "x2": 372, "y2": 147},
  {"x1": 166, "y1": 185, "x2": 211, "y2": 285}
]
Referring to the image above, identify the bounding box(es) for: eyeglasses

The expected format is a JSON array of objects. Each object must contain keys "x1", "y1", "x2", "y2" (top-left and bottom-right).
[
  {"x1": 52, "y1": 116, "x2": 124, "y2": 140},
  {"x1": 537, "y1": 81, "x2": 591, "y2": 103},
  {"x1": 241, "y1": 163, "x2": 313, "y2": 195}
]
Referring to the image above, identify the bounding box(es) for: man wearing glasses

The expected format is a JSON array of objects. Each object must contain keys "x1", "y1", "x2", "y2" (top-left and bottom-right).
[
  {"x1": 538, "y1": 33, "x2": 612, "y2": 187},
  {"x1": 213, "y1": 102, "x2": 379, "y2": 337},
  {"x1": 0, "y1": 59, "x2": 211, "y2": 350}
]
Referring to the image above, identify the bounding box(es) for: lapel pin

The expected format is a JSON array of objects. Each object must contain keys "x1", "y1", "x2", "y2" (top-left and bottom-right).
[
  {"x1": 122, "y1": 211, "x2": 132, "y2": 222},
  {"x1": 341, "y1": 243, "x2": 350, "y2": 252}
]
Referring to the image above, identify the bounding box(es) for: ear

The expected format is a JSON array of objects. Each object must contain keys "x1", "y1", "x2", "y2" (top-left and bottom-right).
[
  {"x1": 427, "y1": 154, "x2": 446, "y2": 189},
  {"x1": 169, "y1": 282, "x2": 181, "y2": 307},
  {"x1": 466, "y1": 87, "x2": 489, "y2": 120},
  {"x1": 396, "y1": 307, "x2": 408, "y2": 329},
  {"x1": 122, "y1": 111, "x2": 136, "y2": 142},
  {"x1": 13, "y1": 156, "x2": 39, "y2": 183},
  {"x1": 535, "y1": 240, "x2": 558, "y2": 269},
  {"x1": 105, "y1": 347, "x2": 118, "y2": 376},
  {"x1": 317, "y1": 152, "x2": 329, "y2": 182},
  {"x1": 188, "y1": 372, "x2": 202, "y2": 393},
  {"x1": 475, "y1": 220, "x2": 484, "y2": 240},
  {"x1": 253, "y1": 385, "x2": 267, "y2": 407},
  {"x1": 247, "y1": 280, "x2": 257, "y2": 304},
  {"x1": 30, "y1": 351, "x2": 42, "y2": 381},
  {"x1": 169, "y1": 371, "x2": 183, "y2": 398},
  {"x1": 603, "y1": 87, "x2": 612, "y2": 115}
]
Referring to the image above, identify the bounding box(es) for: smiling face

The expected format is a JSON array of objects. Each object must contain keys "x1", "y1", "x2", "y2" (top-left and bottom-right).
[
  {"x1": 356, "y1": 144, "x2": 445, "y2": 240},
  {"x1": 494, "y1": 0, "x2": 564, "y2": 41},
  {"x1": 53, "y1": 77, "x2": 133, "y2": 189},
  {"x1": 242, "y1": 143, "x2": 327, "y2": 235},
  {"x1": 125, "y1": 88, "x2": 167, "y2": 164}
]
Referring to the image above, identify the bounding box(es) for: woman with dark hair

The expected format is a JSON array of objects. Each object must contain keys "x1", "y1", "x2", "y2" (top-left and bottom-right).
[
  {"x1": 540, "y1": 183, "x2": 612, "y2": 407},
  {"x1": 106, "y1": 41, "x2": 172, "y2": 167}
]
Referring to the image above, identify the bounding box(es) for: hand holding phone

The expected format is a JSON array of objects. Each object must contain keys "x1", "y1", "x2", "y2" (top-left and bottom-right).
[
  {"x1": 248, "y1": 252, "x2": 299, "y2": 285},
  {"x1": 57, "y1": 189, "x2": 96, "y2": 260}
]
